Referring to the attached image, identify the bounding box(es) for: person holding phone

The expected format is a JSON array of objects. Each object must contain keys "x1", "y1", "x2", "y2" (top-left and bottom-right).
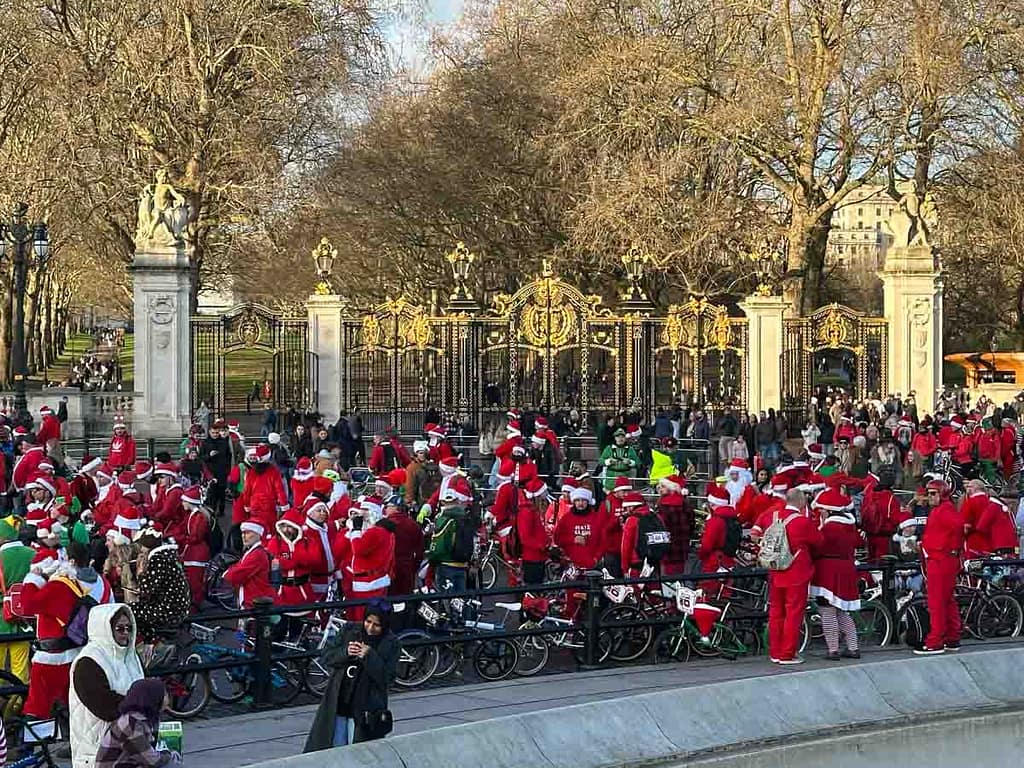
[{"x1": 304, "y1": 601, "x2": 398, "y2": 751}]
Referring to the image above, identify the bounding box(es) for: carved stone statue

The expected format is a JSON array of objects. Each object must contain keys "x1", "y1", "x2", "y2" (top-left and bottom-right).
[
  {"x1": 883, "y1": 188, "x2": 936, "y2": 249},
  {"x1": 135, "y1": 169, "x2": 193, "y2": 248}
]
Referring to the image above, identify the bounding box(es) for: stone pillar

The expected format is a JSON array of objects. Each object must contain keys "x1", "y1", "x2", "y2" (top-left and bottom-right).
[
  {"x1": 131, "y1": 245, "x2": 192, "y2": 437},
  {"x1": 739, "y1": 294, "x2": 787, "y2": 415},
  {"x1": 307, "y1": 294, "x2": 346, "y2": 424},
  {"x1": 880, "y1": 245, "x2": 942, "y2": 415}
]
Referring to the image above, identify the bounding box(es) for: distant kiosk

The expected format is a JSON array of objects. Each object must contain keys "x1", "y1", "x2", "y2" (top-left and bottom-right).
[{"x1": 945, "y1": 352, "x2": 1023, "y2": 405}]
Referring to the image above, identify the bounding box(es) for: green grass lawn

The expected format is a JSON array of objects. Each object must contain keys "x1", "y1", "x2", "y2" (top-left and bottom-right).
[{"x1": 30, "y1": 332, "x2": 136, "y2": 390}]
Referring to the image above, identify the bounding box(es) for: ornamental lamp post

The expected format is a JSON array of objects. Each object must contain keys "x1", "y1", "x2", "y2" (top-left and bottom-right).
[
  {"x1": 311, "y1": 236, "x2": 337, "y2": 295},
  {"x1": 621, "y1": 243, "x2": 652, "y2": 305},
  {"x1": 0, "y1": 202, "x2": 51, "y2": 427},
  {"x1": 445, "y1": 241, "x2": 479, "y2": 312},
  {"x1": 750, "y1": 241, "x2": 780, "y2": 296}
]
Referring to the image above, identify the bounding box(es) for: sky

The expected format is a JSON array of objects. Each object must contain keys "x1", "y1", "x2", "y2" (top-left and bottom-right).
[{"x1": 384, "y1": 0, "x2": 466, "y2": 70}]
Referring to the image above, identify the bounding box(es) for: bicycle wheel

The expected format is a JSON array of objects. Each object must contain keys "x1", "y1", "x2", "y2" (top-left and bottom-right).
[
  {"x1": 302, "y1": 656, "x2": 331, "y2": 697},
  {"x1": 797, "y1": 613, "x2": 811, "y2": 655},
  {"x1": 480, "y1": 557, "x2": 499, "y2": 590},
  {"x1": 472, "y1": 638, "x2": 519, "y2": 681},
  {"x1": 208, "y1": 657, "x2": 249, "y2": 703},
  {"x1": 897, "y1": 598, "x2": 929, "y2": 648},
  {"x1": 205, "y1": 553, "x2": 239, "y2": 611},
  {"x1": 975, "y1": 593, "x2": 1024, "y2": 638},
  {"x1": 602, "y1": 605, "x2": 653, "y2": 662},
  {"x1": 514, "y1": 621, "x2": 550, "y2": 676},
  {"x1": 269, "y1": 659, "x2": 304, "y2": 706},
  {"x1": 652, "y1": 628, "x2": 691, "y2": 663},
  {"x1": 855, "y1": 600, "x2": 894, "y2": 648},
  {"x1": 394, "y1": 629, "x2": 439, "y2": 688},
  {"x1": 163, "y1": 653, "x2": 211, "y2": 719},
  {"x1": 570, "y1": 628, "x2": 613, "y2": 665}
]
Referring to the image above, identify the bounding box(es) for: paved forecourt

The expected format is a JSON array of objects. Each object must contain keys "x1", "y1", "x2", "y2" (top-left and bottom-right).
[{"x1": 184, "y1": 641, "x2": 1015, "y2": 768}]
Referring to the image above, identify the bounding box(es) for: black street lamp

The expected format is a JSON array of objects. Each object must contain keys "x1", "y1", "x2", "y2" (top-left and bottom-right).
[{"x1": 0, "y1": 202, "x2": 51, "y2": 427}]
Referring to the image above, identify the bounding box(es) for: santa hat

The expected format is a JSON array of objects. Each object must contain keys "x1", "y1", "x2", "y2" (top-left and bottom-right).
[
  {"x1": 506, "y1": 408, "x2": 521, "y2": 420},
  {"x1": 80, "y1": 454, "x2": 102, "y2": 474},
  {"x1": 212, "y1": 418, "x2": 227, "y2": 430},
  {"x1": 813, "y1": 488, "x2": 853, "y2": 513},
  {"x1": 181, "y1": 485, "x2": 204, "y2": 506},
  {"x1": 24, "y1": 503, "x2": 47, "y2": 524},
  {"x1": 427, "y1": 424, "x2": 446, "y2": 439},
  {"x1": 240, "y1": 521, "x2": 265, "y2": 537},
  {"x1": 441, "y1": 477, "x2": 473, "y2": 504},
  {"x1": 311, "y1": 475, "x2": 334, "y2": 500},
  {"x1": 39, "y1": 405, "x2": 53, "y2": 417},
  {"x1": 807, "y1": 444, "x2": 825, "y2": 460},
  {"x1": 511, "y1": 444, "x2": 528, "y2": 458},
  {"x1": 561, "y1": 477, "x2": 579, "y2": 493},
  {"x1": 117, "y1": 470, "x2": 137, "y2": 493},
  {"x1": 28, "y1": 473, "x2": 57, "y2": 497},
  {"x1": 728, "y1": 458, "x2": 749, "y2": 472},
  {"x1": 507, "y1": 420, "x2": 522, "y2": 438},
  {"x1": 12, "y1": 426, "x2": 29, "y2": 439},
  {"x1": 228, "y1": 419, "x2": 241, "y2": 434},
  {"x1": 113, "y1": 503, "x2": 144, "y2": 532},
  {"x1": 105, "y1": 529, "x2": 131, "y2": 547},
  {"x1": 294, "y1": 456, "x2": 314, "y2": 480},
  {"x1": 113, "y1": 415, "x2": 128, "y2": 430},
  {"x1": 770, "y1": 479, "x2": 790, "y2": 497},
  {"x1": 134, "y1": 460, "x2": 153, "y2": 480},
  {"x1": 706, "y1": 483, "x2": 730, "y2": 507},
  {"x1": 569, "y1": 486, "x2": 593, "y2": 505},
  {"x1": 613, "y1": 476, "x2": 632, "y2": 492},
  {"x1": 535, "y1": 416, "x2": 549, "y2": 431},
  {"x1": 302, "y1": 496, "x2": 330, "y2": 519},
  {"x1": 625, "y1": 425, "x2": 642, "y2": 440},
  {"x1": 359, "y1": 497, "x2": 384, "y2": 517},
  {"x1": 530, "y1": 433, "x2": 547, "y2": 445},
  {"x1": 275, "y1": 508, "x2": 306, "y2": 535},
  {"x1": 439, "y1": 456, "x2": 459, "y2": 476},
  {"x1": 621, "y1": 491, "x2": 645, "y2": 509},
  {"x1": 524, "y1": 477, "x2": 548, "y2": 499},
  {"x1": 37, "y1": 460, "x2": 54, "y2": 474},
  {"x1": 413, "y1": 440, "x2": 429, "y2": 454},
  {"x1": 153, "y1": 461, "x2": 177, "y2": 478},
  {"x1": 95, "y1": 463, "x2": 115, "y2": 482},
  {"x1": 496, "y1": 459, "x2": 515, "y2": 482},
  {"x1": 374, "y1": 475, "x2": 393, "y2": 493},
  {"x1": 659, "y1": 474, "x2": 686, "y2": 495},
  {"x1": 387, "y1": 468, "x2": 407, "y2": 489},
  {"x1": 950, "y1": 415, "x2": 965, "y2": 431},
  {"x1": 253, "y1": 444, "x2": 272, "y2": 464}
]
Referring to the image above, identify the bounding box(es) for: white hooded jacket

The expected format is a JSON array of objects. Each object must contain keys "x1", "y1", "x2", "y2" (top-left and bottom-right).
[{"x1": 68, "y1": 603, "x2": 145, "y2": 768}]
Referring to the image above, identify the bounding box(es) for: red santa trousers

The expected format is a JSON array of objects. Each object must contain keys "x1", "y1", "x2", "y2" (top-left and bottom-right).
[
  {"x1": 185, "y1": 565, "x2": 206, "y2": 612},
  {"x1": 867, "y1": 534, "x2": 891, "y2": 562},
  {"x1": 349, "y1": 587, "x2": 387, "y2": 622},
  {"x1": 24, "y1": 659, "x2": 72, "y2": 718},
  {"x1": 768, "y1": 580, "x2": 810, "y2": 661},
  {"x1": 924, "y1": 556, "x2": 962, "y2": 649}
]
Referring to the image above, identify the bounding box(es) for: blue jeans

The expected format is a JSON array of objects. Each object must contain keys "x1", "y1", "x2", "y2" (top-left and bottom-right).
[
  {"x1": 333, "y1": 717, "x2": 355, "y2": 747},
  {"x1": 436, "y1": 564, "x2": 467, "y2": 593}
]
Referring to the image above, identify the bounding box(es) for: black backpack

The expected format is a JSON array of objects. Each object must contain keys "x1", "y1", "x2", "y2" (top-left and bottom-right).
[
  {"x1": 721, "y1": 517, "x2": 743, "y2": 558},
  {"x1": 451, "y1": 514, "x2": 477, "y2": 563},
  {"x1": 418, "y1": 462, "x2": 442, "y2": 504},
  {"x1": 636, "y1": 513, "x2": 671, "y2": 563}
]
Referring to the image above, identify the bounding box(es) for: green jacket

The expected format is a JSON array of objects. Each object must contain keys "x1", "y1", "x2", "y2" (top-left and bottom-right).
[
  {"x1": 0, "y1": 542, "x2": 35, "y2": 633},
  {"x1": 599, "y1": 445, "x2": 639, "y2": 490},
  {"x1": 429, "y1": 506, "x2": 468, "y2": 566}
]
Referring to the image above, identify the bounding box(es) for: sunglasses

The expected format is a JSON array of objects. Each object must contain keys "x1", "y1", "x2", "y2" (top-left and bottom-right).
[{"x1": 113, "y1": 624, "x2": 132, "y2": 632}]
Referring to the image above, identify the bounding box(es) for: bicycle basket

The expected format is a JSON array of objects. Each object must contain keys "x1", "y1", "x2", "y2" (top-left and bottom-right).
[
  {"x1": 675, "y1": 586, "x2": 703, "y2": 615},
  {"x1": 190, "y1": 624, "x2": 219, "y2": 643},
  {"x1": 602, "y1": 583, "x2": 633, "y2": 604},
  {"x1": 417, "y1": 601, "x2": 442, "y2": 627}
]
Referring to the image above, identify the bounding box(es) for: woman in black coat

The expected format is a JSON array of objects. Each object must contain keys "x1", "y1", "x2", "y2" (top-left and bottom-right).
[{"x1": 304, "y1": 604, "x2": 399, "y2": 751}]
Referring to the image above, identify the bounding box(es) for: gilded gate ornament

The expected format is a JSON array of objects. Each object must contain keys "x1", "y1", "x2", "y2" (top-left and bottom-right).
[
  {"x1": 237, "y1": 312, "x2": 261, "y2": 347},
  {"x1": 361, "y1": 314, "x2": 382, "y2": 350},
  {"x1": 405, "y1": 313, "x2": 433, "y2": 350},
  {"x1": 705, "y1": 310, "x2": 733, "y2": 351},
  {"x1": 817, "y1": 305, "x2": 849, "y2": 349}
]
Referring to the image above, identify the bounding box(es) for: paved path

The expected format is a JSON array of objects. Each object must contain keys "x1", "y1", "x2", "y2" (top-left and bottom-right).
[{"x1": 184, "y1": 641, "x2": 1009, "y2": 768}]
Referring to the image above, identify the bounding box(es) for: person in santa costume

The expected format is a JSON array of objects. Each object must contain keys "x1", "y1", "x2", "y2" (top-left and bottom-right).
[
  {"x1": 553, "y1": 486, "x2": 605, "y2": 571},
  {"x1": 89, "y1": 463, "x2": 121, "y2": 533},
  {"x1": 20, "y1": 541, "x2": 113, "y2": 719},
  {"x1": 765, "y1": 489, "x2": 822, "y2": 664},
  {"x1": 425, "y1": 423, "x2": 455, "y2": 464},
  {"x1": 12, "y1": 437, "x2": 48, "y2": 496},
  {"x1": 961, "y1": 479, "x2": 992, "y2": 556},
  {"x1": 974, "y1": 496, "x2": 1018, "y2": 556},
  {"x1": 35, "y1": 405, "x2": 61, "y2": 450},
  {"x1": 224, "y1": 522, "x2": 275, "y2": 610},
  {"x1": 546, "y1": 477, "x2": 577, "y2": 532},
  {"x1": 290, "y1": 456, "x2": 316, "y2": 507},
  {"x1": 107, "y1": 416, "x2": 136, "y2": 471},
  {"x1": 178, "y1": 485, "x2": 211, "y2": 611},
  {"x1": 516, "y1": 478, "x2": 550, "y2": 585},
  {"x1": 697, "y1": 483, "x2": 741, "y2": 577},
  {"x1": 383, "y1": 496, "x2": 423, "y2": 598},
  {"x1": 655, "y1": 474, "x2": 692, "y2": 576},
  {"x1": 132, "y1": 460, "x2": 154, "y2": 504},
  {"x1": 69, "y1": 454, "x2": 103, "y2": 516},
  {"x1": 150, "y1": 462, "x2": 184, "y2": 541},
  {"x1": 492, "y1": 420, "x2": 525, "y2": 467},
  {"x1": 236, "y1": 444, "x2": 288, "y2": 534},
  {"x1": 109, "y1": 471, "x2": 148, "y2": 540},
  {"x1": 348, "y1": 498, "x2": 395, "y2": 620},
  {"x1": 24, "y1": 473, "x2": 57, "y2": 525},
  {"x1": 301, "y1": 495, "x2": 336, "y2": 600},
  {"x1": 368, "y1": 429, "x2": 411, "y2": 476},
  {"x1": 419, "y1": 455, "x2": 462, "y2": 521},
  {"x1": 915, "y1": 479, "x2": 965, "y2": 654},
  {"x1": 749, "y1": 479, "x2": 790, "y2": 536},
  {"x1": 266, "y1": 509, "x2": 317, "y2": 619},
  {"x1": 809, "y1": 489, "x2": 861, "y2": 660},
  {"x1": 597, "y1": 476, "x2": 631, "y2": 576}
]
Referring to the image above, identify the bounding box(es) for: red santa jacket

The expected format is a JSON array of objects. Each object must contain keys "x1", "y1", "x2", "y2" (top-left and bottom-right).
[
  {"x1": 962, "y1": 490, "x2": 991, "y2": 552},
  {"x1": 553, "y1": 508, "x2": 605, "y2": 569},
  {"x1": 151, "y1": 483, "x2": 185, "y2": 540},
  {"x1": 620, "y1": 508, "x2": 666, "y2": 575},
  {"x1": 766, "y1": 508, "x2": 822, "y2": 588},
  {"x1": 516, "y1": 502, "x2": 549, "y2": 563},
  {"x1": 69, "y1": 473, "x2": 99, "y2": 515},
  {"x1": 911, "y1": 431, "x2": 937, "y2": 459},
  {"x1": 750, "y1": 495, "x2": 786, "y2": 536},
  {"x1": 385, "y1": 511, "x2": 424, "y2": 596},
  {"x1": 302, "y1": 518, "x2": 336, "y2": 595},
  {"x1": 349, "y1": 524, "x2": 394, "y2": 593},
  {"x1": 179, "y1": 508, "x2": 211, "y2": 567},
  {"x1": 493, "y1": 436, "x2": 523, "y2": 461},
  {"x1": 91, "y1": 484, "x2": 122, "y2": 531},
  {"x1": 697, "y1": 504, "x2": 739, "y2": 573},
  {"x1": 266, "y1": 526, "x2": 317, "y2": 609},
  {"x1": 107, "y1": 492, "x2": 148, "y2": 539},
  {"x1": 428, "y1": 441, "x2": 456, "y2": 464},
  {"x1": 237, "y1": 465, "x2": 288, "y2": 531},
  {"x1": 921, "y1": 499, "x2": 964, "y2": 560},
  {"x1": 290, "y1": 476, "x2": 316, "y2": 508},
  {"x1": 952, "y1": 431, "x2": 976, "y2": 465},
  {"x1": 1000, "y1": 426, "x2": 1017, "y2": 461},
  {"x1": 600, "y1": 496, "x2": 624, "y2": 558},
  {"x1": 974, "y1": 500, "x2": 1017, "y2": 553},
  {"x1": 977, "y1": 430, "x2": 1001, "y2": 461},
  {"x1": 12, "y1": 446, "x2": 47, "y2": 491},
  {"x1": 36, "y1": 414, "x2": 61, "y2": 446},
  {"x1": 492, "y1": 482, "x2": 524, "y2": 533},
  {"x1": 224, "y1": 542, "x2": 276, "y2": 609},
  {"x1": 369, "y1": 439, "x2": 411, "y2": 475},
  {"x1": 20, "y1": 572, "x2": 92, "y2": 666},
  {"x1": 108, "y1": 435, "x2": 137, "y2": 469}
]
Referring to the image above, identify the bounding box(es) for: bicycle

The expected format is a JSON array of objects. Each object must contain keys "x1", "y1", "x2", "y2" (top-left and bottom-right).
[
  {"x1": 139, "y1": 632, "x2": 210, "y2": 718},
  {"x1": 652, "y1": 583, "x2": 757, "y2": 663},
  {"x1": 0, "y1": 670, "x2": 57, "y2": 768}
]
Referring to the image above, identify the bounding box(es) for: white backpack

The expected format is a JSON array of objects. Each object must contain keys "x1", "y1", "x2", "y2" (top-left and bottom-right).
[{"x1": 758, "y1": 512, "x2": 799, "y2": 571}]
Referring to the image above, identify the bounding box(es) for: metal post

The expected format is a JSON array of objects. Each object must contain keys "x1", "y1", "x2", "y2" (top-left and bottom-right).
[
  {"x1": 580, "y1": 569, "x2": 603, "y2": 670},
  {"x1": 881, "y1": 560, "x2": 898, "y2": 634},
  {"x1": 12, "y1": 236, "x2": 28, "y2": 427},
  {"x1": 251, "y1": 597, "x2": 274, "y2": 707},
  {"x1": 147, "y1": 437, "x2": 156, "y2": 460}
]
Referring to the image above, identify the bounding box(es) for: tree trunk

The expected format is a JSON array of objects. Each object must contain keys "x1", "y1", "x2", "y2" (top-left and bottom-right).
[{"x1": 1015, "y1": 276, "x2": 1024, "y2": 347}]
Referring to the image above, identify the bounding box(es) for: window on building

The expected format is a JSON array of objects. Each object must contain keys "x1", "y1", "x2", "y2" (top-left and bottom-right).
[
  {"x1": 876, "y1": 208, "x2": 881, "y2": 216},
  {"x1": 858, "y1": 207, "x2": 863, "y2": 216}
]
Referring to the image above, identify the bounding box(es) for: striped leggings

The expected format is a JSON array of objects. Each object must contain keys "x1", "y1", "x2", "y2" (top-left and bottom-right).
[{"x1": 818, "y1": 605, "x2": 859, "y2": 653}]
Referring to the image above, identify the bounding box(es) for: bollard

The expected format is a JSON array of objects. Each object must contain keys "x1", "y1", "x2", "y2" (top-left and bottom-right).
[
  {"x1": 580, "y1": 569, "x2": 603, "y2": 670},
  {"x1": 147, "y1": 437, "x2": 156, "y2": 460},
  {"x1": 251, "y1": 597, "x2": 275, "y2": 708}
]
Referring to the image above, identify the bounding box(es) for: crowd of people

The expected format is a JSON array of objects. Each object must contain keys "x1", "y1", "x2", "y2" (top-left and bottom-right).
[{"x1": 0, "y1": 386, "x2": 1021, "y2": 754}]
